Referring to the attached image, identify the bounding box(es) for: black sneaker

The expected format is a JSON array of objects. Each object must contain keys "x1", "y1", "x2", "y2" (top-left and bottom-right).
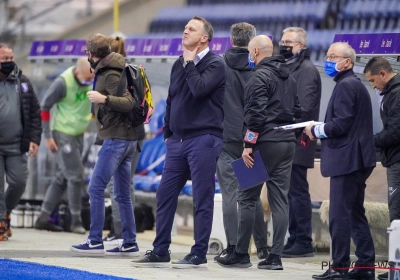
[
  {"x1": 257, "y1": 253, "x2": 283, "y2": 270},
  {"x1": 257, "y1": 247, "x2": 269, "y2": 260},
  {"x1": 34, "y1": 219, "x2": 64, "y2": 232},
  {"x1": 281, "y1": 244, "x2": 314, "y2": 258},
  {"x1": 132, "y1": 250, "x2": 170, "y2": 268},
  {"x1": 378, "y1": 271, "x2": 388, "y2": 280},
  {"x1": 171, "y1": 253, "x2": 207, "y2": 268},
  {"x1": 216, "y1": 251, "x2": 252, "y2": 268},
  {"x1": 214, "y1": 245, "x2": 235, "y2": 262}
]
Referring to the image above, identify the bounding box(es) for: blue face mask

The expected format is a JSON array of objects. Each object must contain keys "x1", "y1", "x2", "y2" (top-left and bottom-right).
[
  {"x1": 324, "y1": 59, "x2": 347, "y2": 77},
  {"x1": 248, "y1": 53, "x2": 255, "y2": 69}
]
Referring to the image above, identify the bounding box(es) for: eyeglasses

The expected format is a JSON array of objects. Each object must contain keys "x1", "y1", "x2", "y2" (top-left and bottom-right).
[
  {"x1": 324, "y1": 55, "x2": 349, "y2": 61},
  {"x1": 279, "y1": 40, "x2": 300, "y2": 46}
]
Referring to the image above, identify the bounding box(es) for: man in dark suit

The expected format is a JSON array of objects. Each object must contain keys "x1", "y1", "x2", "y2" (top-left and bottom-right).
[
  {"x1": 305, "y1": 42, "x2": 376, "y2": 280},
  {"x1": 133, "y1": 16, "x2": 225, "y2": 268},
  {"x1": 279, "y1": 27, "x2": 321, "y2": 258}
]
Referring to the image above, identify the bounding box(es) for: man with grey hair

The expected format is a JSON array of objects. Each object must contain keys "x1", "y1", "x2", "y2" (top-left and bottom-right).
[
  {"x1": 305, "y1": 42, "x2": 376, "y2": 280},
  {"x1": 215, "y1": 22, "x2": 268, "y2": 262},
  {"x1": 279, "y1": 27, "x2": 321, "y2": 258}
]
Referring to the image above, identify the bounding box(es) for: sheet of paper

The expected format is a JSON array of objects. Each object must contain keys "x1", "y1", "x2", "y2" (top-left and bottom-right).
[{"x1": 274, "y1": 121, "x2": 323, "y2": 130}]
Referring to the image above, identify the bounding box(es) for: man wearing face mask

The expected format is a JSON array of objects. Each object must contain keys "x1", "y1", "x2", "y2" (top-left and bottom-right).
[
  {"x1": 70, "y1": 33, "x2": 140, "y2": 256},
  {"x1": 305, "y1": 42, "x2": 376, "y2": 280},
  {"x1": 278, "y1": 27, "x2": 321, "y2": 258},
  {"x1": 133, "y1": 16, "x2": 225, "y2": 268},
  {"x1": 35, "y1": 57, "x2": 94, "y2": 234},
  {"x1": 0, "y1": 43, "x2": 42, "y2": 241},
  {"x1": 216, "y1": 35, "x2": 299, "y2": 270},
  {"x1": 364, "y1": 57, "x2": 400, "y2": 280}
]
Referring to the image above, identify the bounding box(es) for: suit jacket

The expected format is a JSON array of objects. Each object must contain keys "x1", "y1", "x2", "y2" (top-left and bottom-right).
[{"x1": 320, "y1": 69, "x2": 376, "y2": 177}]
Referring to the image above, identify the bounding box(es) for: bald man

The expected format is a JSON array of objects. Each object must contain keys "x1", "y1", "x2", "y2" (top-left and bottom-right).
[
  {"x1": 35, "y1": 57, "x2": 94, "y2": 234},
  {"x1": 216, "y1": 35, "x2": 300, "y2": 270},
  {"x1": 305, "y1": 42, "x2": 376, "y2": 280}
]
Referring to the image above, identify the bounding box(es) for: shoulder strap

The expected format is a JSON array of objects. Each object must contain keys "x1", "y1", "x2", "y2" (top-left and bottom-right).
[{"x1": 116, "y1": 67, "x2": 128, "y2": 97}]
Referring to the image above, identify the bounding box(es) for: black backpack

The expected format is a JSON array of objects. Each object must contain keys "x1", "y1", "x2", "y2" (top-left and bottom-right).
[{"x1": 116, "y1": 64, "x2": 154, "y2": 127}]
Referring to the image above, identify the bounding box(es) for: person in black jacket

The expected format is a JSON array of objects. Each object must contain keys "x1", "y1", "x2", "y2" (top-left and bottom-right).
[
  {"x1": 133, "y1": 16, "x2": 225, "y2": 268},
  {"x1": 217, "y1": 35, "x2": 299, "y2": 270},
  {"x1": 306, "y1": 42, "x2": 376, "y2": 280},
  {"x1": 0, "y1": 43, "x2": 42, "y2": 241},
  {"x1": 214, "y1": 22, "x2": 268, "y2": 262},
  {"x1": 279, "y1": 27, "x2": 321, "y2": 258},
  {"x1": 364, "y1": 57, "x2": 400, "y2": 280}
]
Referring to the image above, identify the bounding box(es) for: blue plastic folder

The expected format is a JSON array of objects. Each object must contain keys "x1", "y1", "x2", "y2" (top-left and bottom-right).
[{"x1": 231, "y1": 151, "x2": 270, "y2": 190}]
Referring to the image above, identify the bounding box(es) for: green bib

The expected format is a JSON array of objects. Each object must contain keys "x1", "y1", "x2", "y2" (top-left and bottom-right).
[{"x1": 51, "y1": 66, "x2": 92, "y2": 135}]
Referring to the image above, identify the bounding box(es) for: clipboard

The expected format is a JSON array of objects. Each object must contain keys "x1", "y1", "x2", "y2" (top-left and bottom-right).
[{"x1": 231, "y1": 151, "x2": 270, "y2": 191}]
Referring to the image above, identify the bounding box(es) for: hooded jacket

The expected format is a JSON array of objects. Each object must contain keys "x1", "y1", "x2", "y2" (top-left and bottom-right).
[
  {"x1": 374, "y1": 73, "x2": 400, "y2": 167},
  {"x1": 222, "y1": 47, "x2": 253, "y2": 143},
  {"x1": 0, "y1": 66, "x2": 41, "y2": 153},
  {"x1": 92, "y1": 52, "x2": 137, "y2": 141},
  {"x1": 244, "y1": 55, "x2": 300, "y2": 144}
]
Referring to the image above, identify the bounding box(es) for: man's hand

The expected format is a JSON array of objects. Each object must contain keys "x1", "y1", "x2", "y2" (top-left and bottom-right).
[
  {"x1": 304, "y1": 125, "x2": 317, "y2": 141},
  {"x1": 87, "y1": 91, "x2": 106, "y2": 104},
  {"x1": 45, "y1": 138, "x2": 58, "y2": 153},
  {"x1": 242, "y1": 147, "x2": 254, "y2": 168},
  {"x1": 183, "y1": 45, "x2": 199, "y2": 62},
  {"x1": 29, "y1": 142, "x2": 39, "y2": 157}
]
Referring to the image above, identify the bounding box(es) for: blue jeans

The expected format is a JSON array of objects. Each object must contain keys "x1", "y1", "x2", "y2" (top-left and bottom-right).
[{"x1": 88, "y1": 139, "x2": 137, "y2": 244}]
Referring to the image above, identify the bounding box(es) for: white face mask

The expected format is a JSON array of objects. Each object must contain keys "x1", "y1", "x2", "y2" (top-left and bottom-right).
[{"x1": 375, "y1": 88, "x2": 383, "y2": 104}]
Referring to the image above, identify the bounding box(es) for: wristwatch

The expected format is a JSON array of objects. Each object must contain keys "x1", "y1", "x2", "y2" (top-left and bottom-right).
[{"x1": 183, "y1": 60, "x2": 194, "y2": 68}]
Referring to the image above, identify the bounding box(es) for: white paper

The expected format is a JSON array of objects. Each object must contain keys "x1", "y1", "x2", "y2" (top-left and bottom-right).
[{"x1": 274, "y1": 121, "x2": 323, "y2": 130}]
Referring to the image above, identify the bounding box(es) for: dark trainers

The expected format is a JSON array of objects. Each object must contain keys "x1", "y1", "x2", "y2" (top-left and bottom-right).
[
  {"x1": 214, "y1": 245, "x2": 235, "y2": 262},
  {"x1": 70, "y1": 239, "x2": 104, "y2": 254},
  {"x1": 257, "y1": 247, "x2": 269, "y2": 260},
  {"x1": 0, "y1": 220, "x2": 8, "y2": 241},
  {"x1": 282, "y1": 244, "x2": 314, "y2": 258},
  {"x1": 171, "y1": 253, "x2": 207, "y2": 268},
  {"x1": 105, "y1": 242, "x2": 140, "y2": 257},
  {"x1": 34, "y1": 219, "x2": 64, "y2": 232},
  {"x1": 5, "y1": 214, "x2": 12, "y2": 238},
  {"x1": 378, "y1": 271, "x2": 388, "y2": 280},
  {"x1": 216, "y1": 251, "x2": 252, "y2": 268},
  {"x1": 132, "y1": 250, "x2": 171, "y2": 267},
  {"x1": 258, "y1": 253, "x2": 283, "y2": 270}
]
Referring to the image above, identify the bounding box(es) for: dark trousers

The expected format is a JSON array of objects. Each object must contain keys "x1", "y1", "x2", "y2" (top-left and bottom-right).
[
  {"x1": 216, "y1": 143, "x2": 267, "y2": 248},
  {"x1": 287, "y1": 164, "x2": 312, "y2": 247},
  {"x1": 236, "y1": 141, "x2": 295, "y2": 256},
  {"x1": 387, "y1": 161, "x2": 400, "y2": 222},
  {"x1": 153, "y1": 134, "x2": 222, "y2": 258},
  {"x1": 329, "y1": 167, "x2": 375, "y2": 267}
]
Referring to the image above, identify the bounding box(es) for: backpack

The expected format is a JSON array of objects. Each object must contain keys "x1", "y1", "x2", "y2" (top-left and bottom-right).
[{"x1": 116, "y1": 64, "x2": 154, "y2": 127}]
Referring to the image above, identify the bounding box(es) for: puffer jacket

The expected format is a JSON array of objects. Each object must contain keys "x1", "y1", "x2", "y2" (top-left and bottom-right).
[{"x1": 2, "y1": 66, "x2": 41, "y2": 152}]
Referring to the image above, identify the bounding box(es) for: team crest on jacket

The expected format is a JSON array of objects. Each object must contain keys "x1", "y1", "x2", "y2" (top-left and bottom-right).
[
  {"x1": 16, "y1": 83, "x2": 29, "y2": 93},
  {"x1": 21, "y1": 83, "x2": 29, "y2": 93}
]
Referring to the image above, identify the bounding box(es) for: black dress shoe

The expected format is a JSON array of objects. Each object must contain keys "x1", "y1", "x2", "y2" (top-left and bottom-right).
[
  {"x1": 312, "y1": 269, "x2": 348, "y2": 279},
  {"x1": 348, "y1": 268, "x2": 375, "y2": 279}
]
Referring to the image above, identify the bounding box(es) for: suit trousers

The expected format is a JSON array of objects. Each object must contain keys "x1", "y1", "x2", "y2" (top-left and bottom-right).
[
  {"x1": 153, "y1": 134, "x2": 222, "y2": 258},
  {"x1": 236, "y1": 141, "x2": 295, "y2": 256},
  {"x1": 287, "y1": 164, "x2": 313, "y2": 247},
  {"x1": 216, "y1": 142, "x2": 267, "y2": 248},
  {"x1": 329, "y1": 167, "x2": 375, "y2": 267}
]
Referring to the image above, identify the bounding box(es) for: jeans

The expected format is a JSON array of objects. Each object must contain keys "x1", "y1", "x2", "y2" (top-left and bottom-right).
[{"x1": 88, "y1": 138, "x2": 137, "y2": 244}]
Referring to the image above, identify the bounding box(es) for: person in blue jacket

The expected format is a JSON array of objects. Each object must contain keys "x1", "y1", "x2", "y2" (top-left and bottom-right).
[
  {"x1": 306, "y1": 42, "x2": 376, "y2": 280},
  {"x1": 133, "y1": 16, "x2": 225, "y2": 268}
]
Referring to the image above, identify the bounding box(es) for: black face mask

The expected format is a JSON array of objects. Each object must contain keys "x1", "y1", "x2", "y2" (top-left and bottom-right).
[
  {"x1": 279, "y1": 45, "x2": 294, "y2": 59},
  {"x1": 0, "y1": 61, "x2": 15, "y2": 75}
]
